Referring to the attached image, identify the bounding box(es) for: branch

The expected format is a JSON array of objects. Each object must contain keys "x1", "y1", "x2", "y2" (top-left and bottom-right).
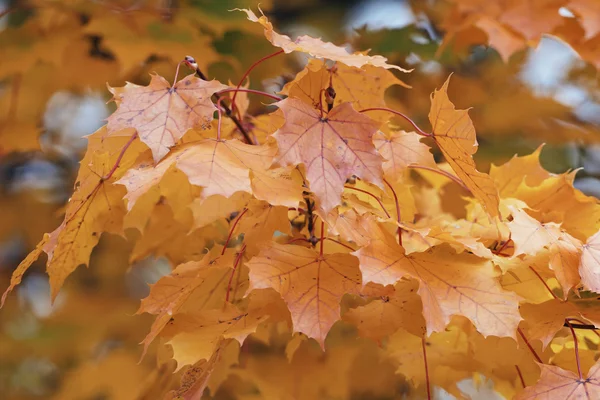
[{"x1": 183, "y1": 56, "x2": 255, "y2": 145}]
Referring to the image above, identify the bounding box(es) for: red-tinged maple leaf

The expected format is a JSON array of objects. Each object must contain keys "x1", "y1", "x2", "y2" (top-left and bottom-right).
[
  {"x1": 352, "y1": 223, "x2": 522, "y2": 338},
  {"x1": 580, "y1": 230, "x2": 600, "y2": 293},
  {"x1": 234, "y1": 8, "x2": 410, "y2": 72},
  {"x1": 107, "y1": 73, "x2": 229, "y2": 163},
  {"x1": 274, "y1": 98, "x2": 383, "y2": 212},
  {"x1": 429, "y1": 76, "x2": 500, "y2": 218},
  {"x1": 245, "y1": 242, "x2": 362, "y2": 348},
  {"x1": 515, "y1": 361, "x2": 600, "y2": 399}
]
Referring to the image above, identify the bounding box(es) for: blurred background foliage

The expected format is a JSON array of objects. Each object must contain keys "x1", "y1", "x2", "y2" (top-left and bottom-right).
[{"x1": 1, "y1": 0, "x2": 600, "y2": 398}]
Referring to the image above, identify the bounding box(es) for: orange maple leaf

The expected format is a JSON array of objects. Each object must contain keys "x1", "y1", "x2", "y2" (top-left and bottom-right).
[
  {"x1": 107, "y1": 73, "x2": 229, "y2": 163},
  {"x1": 281, "y1": 59, "x2": 409, "y2": 121},
  {"x1": 352, "y1": 224, "x2": 522, "y2": 338},
  {"x1": 429, "y1": 76, "x2": 500, "y2": 217},
  {"x1": 136, "y1": 249, "x2": 236, "y2": 358},
  {"x1": 245, "y1": 242, "x2": 362, "y2": 348},
  {"x1": 274, "y1": 98, "x2": 383, "y2": 212}
]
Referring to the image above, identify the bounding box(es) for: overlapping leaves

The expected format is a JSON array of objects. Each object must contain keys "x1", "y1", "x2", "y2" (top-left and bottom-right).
[{"x1": 5, "y1": 6, "x2": 600, "y2": 400}]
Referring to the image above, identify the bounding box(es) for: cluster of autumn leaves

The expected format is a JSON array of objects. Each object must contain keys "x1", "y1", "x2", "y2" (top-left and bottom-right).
[
  {"x1": 438, "y1": 0, "x2": 600, "y2": 67},
  {"x1": 5, "y1": 5, "x2": 600, "y2": 399}
]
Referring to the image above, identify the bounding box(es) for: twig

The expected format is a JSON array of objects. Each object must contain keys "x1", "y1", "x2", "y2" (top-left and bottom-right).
[{"x1": 183, "y1": 56, "x2": 254, "y2": 145}]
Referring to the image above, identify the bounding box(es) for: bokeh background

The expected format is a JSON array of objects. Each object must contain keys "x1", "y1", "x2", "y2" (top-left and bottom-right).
[{"x1": 1, "y1": 0, "x2": 600, "y2": 398}]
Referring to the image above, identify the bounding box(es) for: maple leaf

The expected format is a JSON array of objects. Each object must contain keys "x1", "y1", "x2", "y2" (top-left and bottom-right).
[
  {"x1": 281, "y1": 59, "x2": 409, "y2": 121},
  {"x1": 136, "y1": 248, "x2": 238, "y2": 358},
  {"x1": 107, "y1": 73, "x2": 229, "y2": 163},
  {"x1": 164, "y1": 290, "x2": 286, "y2": 368},
  {"x1": 429, "y1": 76, "x2": 500, "y2": 217},
  {"x1": 515, "y1": 361, "x2": 600, "y2": 399},
  {"x1": 234, "y1": 200, "x2": 291, "y2": 254},
  {"x1": 274, "y1": 98, "x2": 383, "y2": 212},
  {"x1": 2, "y1": 129, "x2": 146, "y2": 302},
  {"x1": 250, "y1": 166, "x2": 305, "y2": 208},
  {"x1": 164, "y1": 340, "x2": 226, "y2": 400},
  {"x1": 352, "y1": 223, "x2": 522, "y2": 338},
  {"x1": 474, "y1": 16, "x2": 527, "y2": 62},
  {"x1": 387, "y1": 326, "x2": 475, "y2": 396},
  {"x1": 373, "y1": 129, "x2": 437, "y2": 182},
  {"x1": 234, "y1": 8, "x2": 410, "y2": 72},
  {"x1": 519, "y1": 300, "x2": 580, "y2": 350},
  {"x1": 507, "y1": 206, "x2": 582, "y2": 296},
  {"x1": 580, "y1": 230, "x2": 600, "y2": 293},
  {"x1": 245, "y1": 242, "x2": 362, "y2": 348},
  {"x1": 343, "y1": 279, "x2": 425, "y2": 340},
  {"x1": 118, "y1": 138, "x2": 276, "y2": 210}
]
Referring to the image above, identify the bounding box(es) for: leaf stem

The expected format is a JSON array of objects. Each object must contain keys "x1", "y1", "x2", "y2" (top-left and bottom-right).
[
  {"x1": 184, "y1": 57, "x2": 254, "y2": 145},
  {"x1": 216, "y1": 96, "x2": 225, "y2": 140},
  {"x1": 287, "y1": 237, "x2": 311, "y2": 245},
  {"x1": 422, "y1": 336, "x2": 432, "y2": 400},
  {"x1": 515, "y1": 365, "x2": 526, "y2": 388},
  {"x1": 359, "y1": 107, "x2": 431, "y2": 137},
  {"x1": 492, "y1": 234, "x2": 512, "y2": 255},
  {"x1": 343, "y1": 185, "x2": 391, "y2": 219},
  {"x1": 383, "y1": 178, "x2": 402, "y2": 246},
  {"x1": 325, "y1": 238, "x2": 355, "y2": 251},
  {"x1": 528, "y1": 266, "x2": 558, "y2": 300},
  {"x1": 517, "y1": 327, "x2": 543, "y2": 363},
  {"x1": 407, "y1": 165, "x2": 471, "y2": 193},
  {"x1": 217, "y1": 88, "x2": 282, "y2": 102},
  {"x1": 225, "y1": 244, "x2": 246, "y2": 303},
  {"x1": 222, "y1": 208, "x2": 248, "y2": 255},
  {"x1": 565, "y1": 319, "x2": 583, "y2": 380},
  {"x1": 172, "y1": 60, "x2": 184, "y2": 84},
  {"x1": 103, "y1": 132, "x2": 139, "y2": 181},
  {"x1": 230, "y1": 49, "x2": 284, "y2": 114},
  {"x1": 319, "y1": 220, "x2": 325, "y2": 256}
]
